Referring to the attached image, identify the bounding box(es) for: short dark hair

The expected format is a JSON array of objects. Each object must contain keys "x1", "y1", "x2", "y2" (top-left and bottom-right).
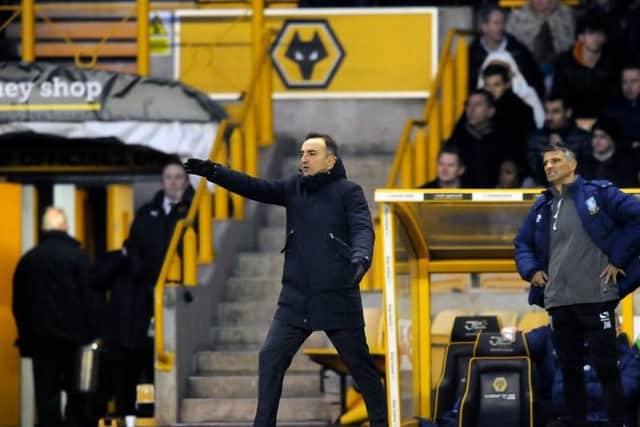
[
  {"x1": 545, "y1": 92, "x2": 571, "y2": 110},
  {"x1": 439, "y1": 144, "x2": 464, "y2": 167},
  {"x1": 468, "y1": 88, "x2": 495, "y2": 108},
  {"x1": 542, "y1": 143, "x2": 576, "y2": 162},
  {"x1": 482, "y1": 63, "x2": 511, "y2": 83},
  {"x1": 303, "y1": 132, "x2": 339, "y2": 157},
  {"x1": 621, "y1": 62, "x2": 640, "y2": 74},
  {"x1": 162, "y1": 156, "x2": 185, "y2": 174},
  {"x1": 576, "y1": 10, "x2": 606, "y2": 36},
  {"x1": 478, "y1": 4, "x2": 506, "y2": 25}
]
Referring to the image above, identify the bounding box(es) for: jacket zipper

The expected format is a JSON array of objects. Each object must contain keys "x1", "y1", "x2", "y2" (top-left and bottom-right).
[
  {"x1": 280, "y1": 229, "x2": 295, "y2": 253},
  {"x1": 329, "y1": 232, "x2": 351, "y2": 250}
]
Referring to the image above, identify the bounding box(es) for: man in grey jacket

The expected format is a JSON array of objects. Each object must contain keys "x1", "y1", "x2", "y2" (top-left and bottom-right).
[{"x1": 515, "y1": 143, "x2": 640, "y2": 427}]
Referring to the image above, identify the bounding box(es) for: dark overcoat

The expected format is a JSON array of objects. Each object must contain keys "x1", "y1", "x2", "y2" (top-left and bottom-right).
[
  {"x1": 207, "y1": 158, "x2": 374, "y2": 330},
  {"x1": 12, "y1": 231, "x2": 95, "y2": 356}
]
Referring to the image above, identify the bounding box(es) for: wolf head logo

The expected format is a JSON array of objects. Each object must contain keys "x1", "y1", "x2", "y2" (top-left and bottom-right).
[{"x1": 285, "y1": 31, "x2": 328, "y2": 80}]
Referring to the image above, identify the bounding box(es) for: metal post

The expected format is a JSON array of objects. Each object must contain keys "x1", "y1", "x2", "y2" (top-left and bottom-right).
[
  {"x1": 441, "y1": 58, "x2": 455, "y2": 140},
  {"x1": 230, "y1": 128, "x2": 245, "y2": 219},
  {"x1": 455, "y1": 37, "x2": 469, "y2": 119},
  {"x1": 197, "y1": 188, "x2": 214, "y2": 264},
  {"x1": 21, "y1": 0, "x2": 35, "y2": 62},
  {"x1": 137, "y1": 0, "x2": 150, "y2": 76},
  {"x1": 414, "y1": 127, "x2": 427, "y2": 187},
  {"x1": 251, "y1": 0, "x2": 265, "y2": 145}
]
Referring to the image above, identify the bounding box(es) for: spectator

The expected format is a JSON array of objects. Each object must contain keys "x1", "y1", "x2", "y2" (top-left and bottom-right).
[
  {"x1": 581, "y1": 0, "x2": 628, "y2": 64},
  {"x1": 419, "y1": 146, "x2": 465, "y2": 188},
  {"x1": 506, "y1": 0, "x2": 575, "y2": 73},
  {"x1": 92, "y1": 243, "x2": 155, "y2": 419},
  {"x1": 578, "y1": 117, "x2": 638, "y2": 187},
  {"x1": 551, "y1": 11, "x2": 618, "y2": 118},
  {"x1": 12, "y1": 207, "x2": 97, "y2": 427},
  {"x1": 527, "y1": 94, "x2": 591, "y2": 184},
  {"x1": 446, "y1": 89, "x2": 510, "y2": 187},
  {"x1": 496, "y1": 159, "x2": 535, "y2": 188},
  {"x1": 481, "y1": 63, "x2": 537, "y2": 169},
  {"x1": 526, "y1": 324, "x2": 640, "y2": 426},
  {"x1": 469, "y1": 4, "x2": 545, "y2": 98},
  {"x1": 122, "y1": 159, "x2": 194, "y2": 415},
  {"x1": 603, "y1": 63, "x2": 640, "y2": 151},
  {"x1": 478, "y1": 51, "x2": 546, "y2": 128},
  {"x1": 620, "y1": 0, "x2": 640, "y2": 62}
]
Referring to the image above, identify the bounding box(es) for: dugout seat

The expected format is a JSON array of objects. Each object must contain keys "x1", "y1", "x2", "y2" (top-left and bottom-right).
[
  {"x1": 458, "y1": 331, "x2": 534, "y2": 427},
  {"x1": 432, "y1": 315, "x2": 501, "y2": 422}
]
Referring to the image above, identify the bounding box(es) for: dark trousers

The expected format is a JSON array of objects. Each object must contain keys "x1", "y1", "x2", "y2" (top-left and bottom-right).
[
  {"x1": 548, "y1": 302, "x2": 625, "y2": 427},
  {"x1": 32, "y1": 340, "x2": 91, "y2": 427},
  {"x1": 253, "y1": 319, "x2": 387, "y2": 427}
]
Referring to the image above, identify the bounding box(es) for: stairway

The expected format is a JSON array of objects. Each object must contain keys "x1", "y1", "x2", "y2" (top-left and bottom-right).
[{"x1": 179, "y1": 154, "x2": 394, "y2": 426}]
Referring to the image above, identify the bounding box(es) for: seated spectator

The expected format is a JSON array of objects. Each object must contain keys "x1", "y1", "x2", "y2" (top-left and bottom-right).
[
  {"x1": 419, "y1": 146, "x2": 465, "y2": 189},
  {"x1": 581, "y1": 0, "x2": 628, "y2": 65},
  {"x1": 469, "y1": 4, "x2": 545, "y2": 98},
  {"x1": 551, "y1": 11, "x2": 618, "y2": 119},
  {"x1": 506, "y1": 0, "x2": 575, "y2": 78},
  {"x1": 481, "y1": 63, "x2": 537, "y2": 167},
  {"x1": 527, "y1": 94, "x2": 591, "y2": 184},
  {"x1": 496, "y1": 159, "x2": 535, "y2": 188},
  {"x1": 578, "y1": 117, "x2": 638, "y2": 187},
  {"x1": 478, "y1": 51, "x2": 545, "y2": 128},
  {"x1": 526, "y1": 325, "x2": 640, "y2": 427},
  {"x1": 446, "y1": 89, "x2": 510, "y2": 188},
  {"x1": 603, "y1": 63, "x2": 640, "y2": 151}
]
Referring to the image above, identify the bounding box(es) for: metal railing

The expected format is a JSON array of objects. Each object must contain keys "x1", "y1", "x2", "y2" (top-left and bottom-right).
[
  {"x1": 386, "y1": 29, "x2": 473, "y2": 189},
  {"x1": 154, "y1": 23, "x2": 275, "y2": 371},
  {"x1": 369, "y1": 29, "x2": 473, "y2": 291}
]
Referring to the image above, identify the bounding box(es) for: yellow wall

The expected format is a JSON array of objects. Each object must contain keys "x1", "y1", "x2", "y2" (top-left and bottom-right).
[
  {"x1": 0, "y1": 183, "x2": 22, "y2": 426},
  {"x1": 107, "y1": 184, "x2": 133, "y2": 251},
  {"x1": 177, "y1": 9, "x2": 436, "y2": 95}
]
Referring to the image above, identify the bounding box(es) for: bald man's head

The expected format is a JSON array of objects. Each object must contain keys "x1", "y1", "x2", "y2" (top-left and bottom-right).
[{"x1": 42, "y1": 207, "x2": 68, "y2": 232}]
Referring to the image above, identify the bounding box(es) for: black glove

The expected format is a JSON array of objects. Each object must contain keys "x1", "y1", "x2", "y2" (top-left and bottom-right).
[
  {"x1": 351, "y1": 260, "x2": 367, "y2": 286},
  {"x1": 184, "y1": 158, "x2": 217, "y2": 177}
]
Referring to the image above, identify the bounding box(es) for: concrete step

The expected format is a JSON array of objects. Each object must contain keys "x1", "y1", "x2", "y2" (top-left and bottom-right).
[
  {"x1": 225, "y1": 277, "x2": 282, "y2": 302},
  {"x1": 210, "y1": 326, "x2": 330, "y2": 350},
  {"x1": 180, "y1": 397, "x2": 330, "y2": 423},
  {"x1": 235, "y1": 252, "x2": 283, "y2": 278},
  {"x1": 258, "y1": 226, "x2": 287, "y2": 252},
  {"x1": 188, "y1": 373, "x2": 322, "y2": 398},
  {"x1": 209, "y1": 325, "x2": 268, "y2": 348},
  {"x1": 216, "y1": 301, "x2": 276, "y2": 326},
  {"x1": 196, "y1": 350, "x2": 319, "y2": 374}
]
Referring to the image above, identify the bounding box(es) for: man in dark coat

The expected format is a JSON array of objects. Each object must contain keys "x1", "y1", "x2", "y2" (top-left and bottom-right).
[
  {"x1": 482, "y1": 63, "x2": 536, "y2": 173},
  {"x1": 551, "y1": 12, "x2": 618, "y2": 119},
  {"x1": 117, "y1": 159, "x2": 193, "y2": 414},
  {"x1": 184, "y1": 133, "x2": 387, "y2": 427},
  {"x1": 12, "y1": 207, "x2": 96, "y2": 427},
  {"x1": 446, "y1": 89, "x2": 511, "y2": 187},
  {"x1": 419, "y1": 146, "x2": 465, "y2": 189}
]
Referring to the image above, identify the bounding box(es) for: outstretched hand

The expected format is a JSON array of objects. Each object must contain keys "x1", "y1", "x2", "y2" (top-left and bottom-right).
[
  {"x1": 600, "y1": 264, "x2": 626, "y2": 285},
  {"x1": 184, "y1": 158, "x2": 216, "y2": 177}
]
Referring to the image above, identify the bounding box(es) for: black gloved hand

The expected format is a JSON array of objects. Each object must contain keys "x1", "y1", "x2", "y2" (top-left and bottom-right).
[
  {"x1": 184, "y1": 158, "x2": 217, "y2": 177},
  {"x1": 351, "y1": 260, "x2": 367, "y2": 287}
]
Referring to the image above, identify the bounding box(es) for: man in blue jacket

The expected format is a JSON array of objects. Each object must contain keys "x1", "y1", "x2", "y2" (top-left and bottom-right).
[
  {"x1": 514, "y1": 143, "x2": 640, "y2": 427},
  {"x1": 184, "y1": 133, "x2": 387, "y2": 427}
]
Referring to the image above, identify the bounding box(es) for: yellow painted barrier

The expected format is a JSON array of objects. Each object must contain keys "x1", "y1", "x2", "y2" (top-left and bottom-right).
[
  {"x1": 214, "y1": 142, "x2": 230, "y2": 219},
  {"x1": 230, "y1": 127, "x2": 245, "y2": 219},
  {"x1": 197, "y1": 189, "x2": 214, "y2": 264},
  {"x1": 183, "y1": 226, "x2": 197, "y2": 286},
  {"x1": 414, "y1": 127, "x2": 427, "y2": 187}
]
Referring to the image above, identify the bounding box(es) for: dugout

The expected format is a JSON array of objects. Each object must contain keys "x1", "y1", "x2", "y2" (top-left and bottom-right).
[{"x1": 374, "y1": 188, "x2": 640, "y2": 427}]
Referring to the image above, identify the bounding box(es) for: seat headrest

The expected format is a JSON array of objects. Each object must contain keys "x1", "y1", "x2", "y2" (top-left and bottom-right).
[
  {"x1": 473, "y1": 331, "x2": 529, "y2": 357},
  {"x1": 450, "y1": 316, "x2": 501, "y2": 342}
]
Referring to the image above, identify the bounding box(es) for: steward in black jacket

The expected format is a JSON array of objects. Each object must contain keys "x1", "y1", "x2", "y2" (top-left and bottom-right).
[{"x1": 185, "y1": 133, "x2": 387, "y2": 427}]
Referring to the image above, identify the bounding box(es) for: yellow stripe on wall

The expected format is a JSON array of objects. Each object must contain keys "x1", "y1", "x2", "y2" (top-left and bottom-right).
[{"x1": 0, "y1": 103, "x2": 101, "y2": 111}]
